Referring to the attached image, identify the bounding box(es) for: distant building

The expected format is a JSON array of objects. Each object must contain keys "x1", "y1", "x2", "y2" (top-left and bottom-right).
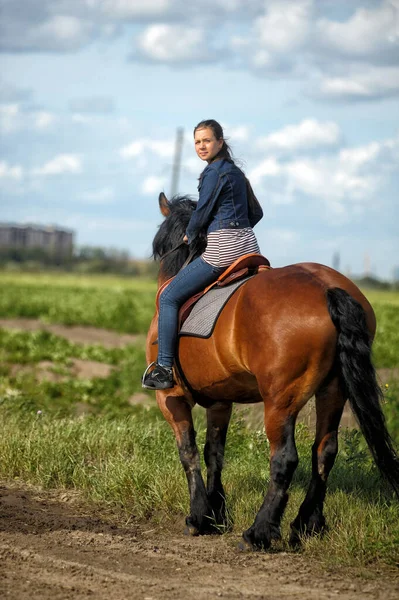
[
  {"x1": 393, "y1": 266, "x2": 399, "y2": 282},
  {"x1": 0, "y1": 223, "x2": 74, "y2": 257}
]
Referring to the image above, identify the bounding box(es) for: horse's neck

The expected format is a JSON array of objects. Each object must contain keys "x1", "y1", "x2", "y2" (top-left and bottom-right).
[
  {"x1": 154, "y1": 274, "x2": 174, "y2": 314},
  {"x1": 158, "y1": 271, "x2": 171, "y2": 287}
]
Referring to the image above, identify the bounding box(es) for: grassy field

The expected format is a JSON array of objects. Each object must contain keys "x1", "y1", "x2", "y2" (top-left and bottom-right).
[
  {"x1": 0, "y1": 271, "x2": 398, "y2": 569},
  {"x1": 0, "y1": 272, "x2": 157, "y2": 333}
]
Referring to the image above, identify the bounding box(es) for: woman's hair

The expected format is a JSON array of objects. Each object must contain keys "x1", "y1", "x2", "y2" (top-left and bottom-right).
[
  {"x1": 194, "y1": 119, "x2": 263, "y2": 221},
  {"x1": 193, "y1": 119, "x2": 233, "y2": 162}
]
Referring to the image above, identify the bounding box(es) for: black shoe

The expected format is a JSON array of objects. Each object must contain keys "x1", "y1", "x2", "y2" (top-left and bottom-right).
[{"x1": 142, "y1": 362, "x2": 174, "y2": 390}]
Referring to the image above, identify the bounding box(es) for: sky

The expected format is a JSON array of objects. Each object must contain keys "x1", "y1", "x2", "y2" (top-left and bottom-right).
[{"x1": 0, "y1": 0, "x2": 398, "y2": 279}]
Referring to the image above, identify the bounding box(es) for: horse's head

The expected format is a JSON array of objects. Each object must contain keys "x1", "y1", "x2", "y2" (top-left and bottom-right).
[{"x1": 153, "y1": 192, "x2": 207, "y2": 279}]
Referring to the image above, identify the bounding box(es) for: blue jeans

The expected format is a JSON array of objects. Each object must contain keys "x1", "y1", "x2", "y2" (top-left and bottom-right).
[{"x1": 158, "y1": 257, "x2": 225, "y2": 367}]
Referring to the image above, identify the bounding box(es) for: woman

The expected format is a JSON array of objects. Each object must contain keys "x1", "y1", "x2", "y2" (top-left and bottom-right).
[{"x1": 142, "y1": 119, "x2": 263, "y2": 390}]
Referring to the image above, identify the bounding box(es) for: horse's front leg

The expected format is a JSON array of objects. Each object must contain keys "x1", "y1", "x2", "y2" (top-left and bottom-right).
[
  {"x1": 205, "y1": 402, "x2": 232, "y2": 531},
  {"x1": 156, "y1": 391, "x2": 212, "y2": 535}
]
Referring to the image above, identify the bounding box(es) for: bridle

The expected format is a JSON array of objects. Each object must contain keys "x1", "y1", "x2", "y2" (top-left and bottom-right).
[{"x1": 160, "y1": 240, "x2": 197, "y2": 271}]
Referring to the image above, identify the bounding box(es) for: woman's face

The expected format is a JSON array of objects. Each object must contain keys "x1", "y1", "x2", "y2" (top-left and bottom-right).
[{"x1": 194, "y1": 127, "x2": 223, "y2": 163}]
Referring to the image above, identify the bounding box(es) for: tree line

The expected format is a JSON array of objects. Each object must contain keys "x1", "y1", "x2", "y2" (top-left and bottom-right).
[{"x1": 0, "y1": 246, "x2": 158, "y2": 277}]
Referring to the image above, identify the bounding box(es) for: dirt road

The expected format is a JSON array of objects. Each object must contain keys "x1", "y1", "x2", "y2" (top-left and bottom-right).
[{"x1": 1, "y1": 483, "x2": 398, "y2": 600}]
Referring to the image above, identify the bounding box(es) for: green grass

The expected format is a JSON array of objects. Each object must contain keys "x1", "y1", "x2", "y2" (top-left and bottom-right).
[
  {"x1": 0, "y1": 328, "x2": 151, "y2": 418},
  {"x1": 361, "y1": 289, "x2": 399, "y2": 306},
  {"x1": 0, "y1": 272, "x2": 158, "y2": 290},
  {"x1": 372, "y1": 303, "x2": 399, "y2": 368},
  {"x1": 0, "y1": 327, "x2": 128, "y2": 364},
  {"x1": 0, "y1": 274, "x2": 156, "y2": 333}
]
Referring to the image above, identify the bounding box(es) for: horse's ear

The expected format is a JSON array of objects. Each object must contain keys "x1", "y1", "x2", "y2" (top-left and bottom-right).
[{"x1": 159, "y1": 192, "x2": 171, "y2": 217}]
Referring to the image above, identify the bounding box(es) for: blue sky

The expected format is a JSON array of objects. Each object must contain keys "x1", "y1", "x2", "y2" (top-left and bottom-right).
[{"x1": 0, "y1": 0, "x2": 398, "y2": 279}]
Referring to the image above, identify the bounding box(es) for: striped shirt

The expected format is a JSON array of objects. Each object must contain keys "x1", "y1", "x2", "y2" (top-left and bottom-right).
[{"x1": 202, "y1": 227, "x2": 260, "y2": 268}]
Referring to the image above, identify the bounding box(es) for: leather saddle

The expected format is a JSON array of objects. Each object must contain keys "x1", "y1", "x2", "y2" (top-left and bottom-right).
[
  {"x1": 179, "y1": 253, "x2": 270, "y2": 326},
  {"x1": 155, "y1": 253, "x2": 271, "y2": 327}
]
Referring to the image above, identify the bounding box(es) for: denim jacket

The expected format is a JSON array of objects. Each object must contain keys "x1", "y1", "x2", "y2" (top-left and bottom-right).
[{"x1": 185, "y1": 159, "x2": 263, "y2": 244}]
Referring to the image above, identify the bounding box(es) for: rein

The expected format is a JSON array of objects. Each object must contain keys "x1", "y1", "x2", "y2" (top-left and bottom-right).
[
  {"x1": 159, "y1": 240, "x2": 186, "y2": 261},
  {"x1": 160, "y1": 240, "x2": 197, "y2": 272}
]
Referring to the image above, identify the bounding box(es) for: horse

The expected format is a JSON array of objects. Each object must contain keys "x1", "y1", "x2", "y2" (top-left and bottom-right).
[{"x1": 145, "y1": 192, "x2": 399, "y2": 550}]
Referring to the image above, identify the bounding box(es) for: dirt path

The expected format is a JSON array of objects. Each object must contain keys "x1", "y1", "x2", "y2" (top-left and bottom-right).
[
  {"x1": 0, "y1": 318, "x2": 144, "y2": 348},
  {"x1": 1, "y1": 483, "x2": 398, "y2": 600}
]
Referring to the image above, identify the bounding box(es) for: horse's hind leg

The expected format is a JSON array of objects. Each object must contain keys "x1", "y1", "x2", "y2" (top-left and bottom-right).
[
  {"x1": 242, "y1": 406, "x2": 299, "y2": 550},
  {"x1": 290, "y1": 376, "x2": 345, "y2": 546},
  {"x1": 204, "y1": 402, "x2": 232, "y2": 530}
]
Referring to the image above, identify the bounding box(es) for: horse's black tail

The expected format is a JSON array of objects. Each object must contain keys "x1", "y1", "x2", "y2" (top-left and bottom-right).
[{"x1": 326, "y1": 287, "x2": 399, "y2": 497}]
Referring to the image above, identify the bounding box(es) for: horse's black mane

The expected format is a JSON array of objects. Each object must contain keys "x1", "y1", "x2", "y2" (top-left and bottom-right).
[{"x1": 152, "y1": 195, "x2": 207, "y2": 278}]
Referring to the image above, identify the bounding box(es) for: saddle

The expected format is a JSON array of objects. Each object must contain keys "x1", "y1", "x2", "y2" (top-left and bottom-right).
[
  {"x1": 179, "y1": 253, "x2": 270, "y2": 326},
  {"x1": 155, "y1": 253, "x2": 271, "y2": 327}
]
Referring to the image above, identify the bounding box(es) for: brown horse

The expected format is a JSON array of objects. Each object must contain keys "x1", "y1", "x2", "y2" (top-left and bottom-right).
[{"x1": 146, "y1": 192, "x2": 399, "y2": 550}]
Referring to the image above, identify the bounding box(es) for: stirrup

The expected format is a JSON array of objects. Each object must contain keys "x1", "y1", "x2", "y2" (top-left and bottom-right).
[{"x1": 141, "y1": 361, "x2": 156, "y2": 386}]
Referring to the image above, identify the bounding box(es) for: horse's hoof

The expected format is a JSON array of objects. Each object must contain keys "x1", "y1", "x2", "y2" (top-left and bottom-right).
[
  {"x1": 184, "y1": 525, "x2": 199, "y2": 536},
  {"x1": 237, "y1": 538, "x2": 254, "y2": 552},
  {"x1": 242, "y1": 527, "x2": 272, "y2": 551}
]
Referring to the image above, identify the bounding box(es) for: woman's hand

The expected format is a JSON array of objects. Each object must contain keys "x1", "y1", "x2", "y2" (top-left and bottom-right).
[{"x1": 183, "y1": 235, "x2": 188, "y2": 244}]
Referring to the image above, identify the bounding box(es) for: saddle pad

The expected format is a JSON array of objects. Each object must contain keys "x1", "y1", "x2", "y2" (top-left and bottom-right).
[{"x1": 179, "y1": 275, "x2": 254, "y2": 339}]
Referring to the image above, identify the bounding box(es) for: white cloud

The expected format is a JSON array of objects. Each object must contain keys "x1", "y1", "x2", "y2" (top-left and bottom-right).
[
  {"x1": 97, "y1": 0, "x2": 172, "y2": 19},
  {"x1": 141, "y1": 175, "x2": 167, "y2": 195},
  {"x1": 120, "y1": 138, "x2": 173, "y2": 160},
  {"x1": 339, "y1": 136, "x2": 399, "y2": 173},
  {"x1": 254, "y1": 0, "x2": 311, "y2": 54},
  {"x1": 80, "y1": 187, "x2": 115, "y2": 204},
  {"x1": 316, "y1": 1, "x2": 399, "y2": 64},
  {"x1": 249, "y1": 158, "x2": 281, "y2": 186},
  {"x1": 247, "y1": 0, "x2": 312, "y2": 71},
  {"x1": 0, "y1": 103, "x2": 57, "y2": 133},
  {"x1": 135, "y1": 24, "x2": 212, "y2": 63},
  {"x1": 0, "y1": 1, "x2": 398, "y2": 103},
  {"x1": 226, "y1": 124, "x2": 251, "y2": 142},
  {"x1": 41, "y1": 15, "x2": 90, "y2": 45},
  {"x1": 316, "y1": 66, "x2": 399, "y2": 101},
  {"x1": 0, "y1": 103, "x2": 20, "y2": 133},
  {"x1": 0, "y1": 161, "x2": 23, "y2": 180},
  {"x1": 13, "y1": 15, "x2": 93, "y2": 52},
  {"x1": 285, "y1": 158, "x2": 374, "y2": 203},
  {"x1": 120, "y1": 141, "x2": 143, "y2": 159},
  {"x1": 257, "y1": 119, "x2": 341, "y2": 153},
  {"x1": 338, "y1": 144, "x2": 382, "y2": 171},
  {"x1": 33, "y1": 111, "x2": 56, "y2": 129},
  {"x1": 249, "y1": 133, "x2": 399, "y2": 215},
  {"x1": 182, "y1": 155, "x2": 204, "y2": 176},
  {"x1": 230, "y1": 0, "x2": 399, "y2": 101},
  {"x1": 32, "y1": 154, "x2": 82, "y2": 176}
]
